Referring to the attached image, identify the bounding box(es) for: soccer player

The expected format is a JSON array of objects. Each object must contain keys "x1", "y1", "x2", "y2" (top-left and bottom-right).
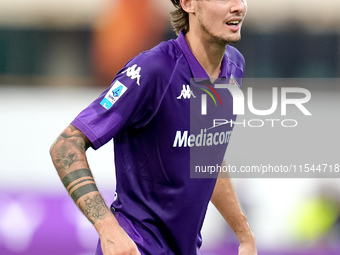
[{"x1": 50, "y1": 0, "x2": 257, "y2": 254}]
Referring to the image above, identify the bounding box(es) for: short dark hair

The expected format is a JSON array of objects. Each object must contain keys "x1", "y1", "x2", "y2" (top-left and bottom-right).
[{"x1": 169, "y1": 0, "x2": 189, "y2": 35}]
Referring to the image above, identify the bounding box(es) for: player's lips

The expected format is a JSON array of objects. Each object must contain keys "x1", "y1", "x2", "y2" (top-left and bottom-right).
[{"x1": 226, "y1": 18, "x2": 243, "y2": 32}]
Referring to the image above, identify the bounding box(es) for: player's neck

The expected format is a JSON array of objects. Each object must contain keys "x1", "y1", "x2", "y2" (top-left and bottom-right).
[{"x1": 185, "y1": 30, "x2": 226, "y2": 80}]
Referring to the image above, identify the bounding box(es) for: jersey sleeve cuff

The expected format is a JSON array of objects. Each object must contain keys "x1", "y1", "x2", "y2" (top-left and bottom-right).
[{"x1": 70, "y1": 118, "x2": 102, "y2": 150}]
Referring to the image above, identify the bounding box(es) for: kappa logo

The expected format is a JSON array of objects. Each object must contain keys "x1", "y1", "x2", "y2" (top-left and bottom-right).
[
  {"x1": 122, "y1": 64, "x2": 141, "y2": 86},
  {"x1": 177, "y1": 85, "x2": 196, "y2": 99}
]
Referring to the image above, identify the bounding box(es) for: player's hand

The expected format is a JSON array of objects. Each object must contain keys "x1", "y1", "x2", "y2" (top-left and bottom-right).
[
  {"x1": 95, "y1": 216, "x2": 141, "y2": 255},
  {"x1": 100, "y1": 226, "x2": 141, "y2": 255},
  {"x1": 238, "y1": 241, "x2": 257, "y2": 255}
]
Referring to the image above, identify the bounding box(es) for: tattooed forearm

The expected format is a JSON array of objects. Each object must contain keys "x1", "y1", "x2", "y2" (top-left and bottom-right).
[
  {"x1": 59, "y1": 162, "x2": 108, "y2": 224},
  {"x1": 50, "y1": 125, "x2": 109, "y2": 225},
  {"x1": 62, "y1": 169, "x2": 94, "y2": 190},
  {"x1": 50, "y1": 125, "x2": 90, "y2": 172},
  {"x1": 70, "y1": 184, "x2": 98, "y2": 203},
  {"x1": 62, "y1": 168, "x2": 98, "y2": 203},
  {"x1": 83, "y1": 194, "x2": 108, "y2": 221}
]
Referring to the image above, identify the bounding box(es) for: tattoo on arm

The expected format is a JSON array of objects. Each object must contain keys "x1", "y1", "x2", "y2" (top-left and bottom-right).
[
  {"x1": 62, "y1": 169, "x2": 94, "y2": 190},
  {"x1": 51, "y1": 126, "x2": 108, "y2": 224},
  {"x1": 62, "y1": 169, "x2": 96, "y2": 201},
  {"x1": 83, "y1": 194, "x2": 108, "y2": 221},
  {"x1": 61, "y1": 168, "x2": 108, "y2": 223},
  {"x1": 51, "y1": 125, "x2": 91, "y2": 172}
]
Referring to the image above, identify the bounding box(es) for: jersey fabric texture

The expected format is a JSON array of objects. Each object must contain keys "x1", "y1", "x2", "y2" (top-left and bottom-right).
[{"x1": 71, "y1": 31, "x2": 245, "y2": 255}]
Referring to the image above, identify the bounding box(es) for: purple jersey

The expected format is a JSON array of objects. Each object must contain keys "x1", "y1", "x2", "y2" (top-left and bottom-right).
[{"x1": 71, "y1": 31, "x2": 245, "y2": 255}]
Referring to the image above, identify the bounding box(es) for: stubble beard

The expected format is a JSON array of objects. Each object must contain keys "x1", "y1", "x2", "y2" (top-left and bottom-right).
[
  {"x1": 199, "y1": 19, "x2": 241, "y2": 46},
  {"x1": 196, "y1": 4, "x2": 241, "y2": 46}
]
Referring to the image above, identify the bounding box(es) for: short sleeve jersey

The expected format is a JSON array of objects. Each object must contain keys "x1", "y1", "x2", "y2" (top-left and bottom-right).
[{"x1": 71, "y1": 31, "x2": 245, "y2": 255}]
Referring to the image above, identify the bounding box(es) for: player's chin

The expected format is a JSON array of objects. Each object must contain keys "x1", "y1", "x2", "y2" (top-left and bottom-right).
[
  {"x1": 223, "y1": 36, "x2": 241, "y2": 44},
  {"x1": 227, "y1": 33, "x2": 242, "y2": 43},
  {"x1": 212, "y1": 32, "x2": 241, "y2": 45}
]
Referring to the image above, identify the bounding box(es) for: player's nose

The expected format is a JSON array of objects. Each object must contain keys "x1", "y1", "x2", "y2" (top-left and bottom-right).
[{"x1": 230, "y1": 0, "x2": 247, "y2": 14}]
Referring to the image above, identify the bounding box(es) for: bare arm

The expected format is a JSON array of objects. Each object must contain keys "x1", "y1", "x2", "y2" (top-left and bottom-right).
[
  {"x1": 211, "y1": 160, "x2": 257, "y2": 255},
  {"x1": 49, "y1": 124, "x2": 109, "y2": 223},
  {"x1": 50, "y1": 125, "x2": 140, "y2": 255}
]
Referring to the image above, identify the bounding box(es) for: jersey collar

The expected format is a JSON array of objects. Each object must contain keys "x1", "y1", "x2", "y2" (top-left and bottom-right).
[{"x1": 176, "y1": 31, "x2": 228, "y2": 82}]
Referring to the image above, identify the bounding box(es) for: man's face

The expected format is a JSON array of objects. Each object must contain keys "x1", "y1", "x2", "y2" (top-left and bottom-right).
[{"x1": 195, "y1": 0, "x2": 247, "y2": 45}]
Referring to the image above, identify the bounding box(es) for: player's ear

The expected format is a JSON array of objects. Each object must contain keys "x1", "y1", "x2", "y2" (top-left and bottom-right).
[{"x1": 180, "y1": 0, "x2": 195, "y2": 14}]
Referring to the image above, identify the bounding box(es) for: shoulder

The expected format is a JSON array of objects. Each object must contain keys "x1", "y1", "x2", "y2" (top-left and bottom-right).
[
  {"x1": 116, "y1": 40, "x2": 180, "y2": 86},
  {"x1": 225, "y1": 45, "x2": 245, "y2": 72}
]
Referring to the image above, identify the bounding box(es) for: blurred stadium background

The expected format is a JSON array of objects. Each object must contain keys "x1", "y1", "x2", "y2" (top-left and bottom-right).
[{"x1": 0, "y1": 0, "x2": 340, "y2": 254}]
